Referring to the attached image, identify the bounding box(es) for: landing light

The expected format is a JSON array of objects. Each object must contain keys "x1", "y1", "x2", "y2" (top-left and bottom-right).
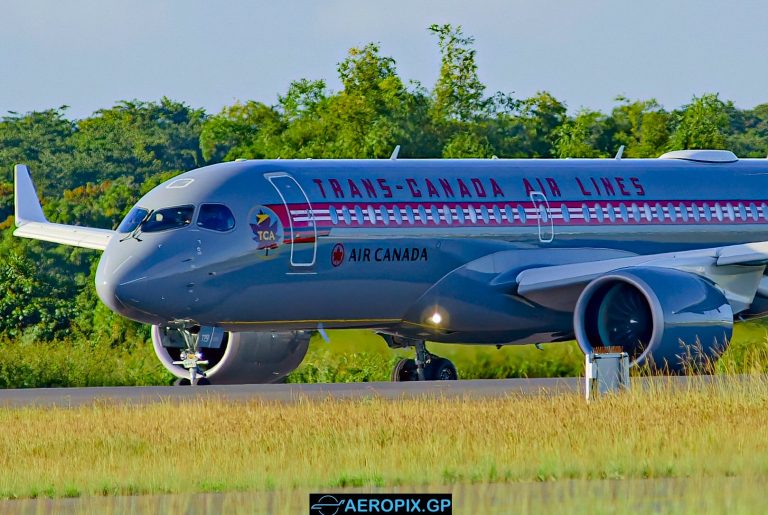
[{"x1": 429, "y1": 312, "x2": 443, "y2": 325}]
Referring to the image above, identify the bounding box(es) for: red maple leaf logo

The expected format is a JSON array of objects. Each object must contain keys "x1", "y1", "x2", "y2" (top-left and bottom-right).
[{"x1": 331, "y1": 243, "x2": 345, "y2": 267}]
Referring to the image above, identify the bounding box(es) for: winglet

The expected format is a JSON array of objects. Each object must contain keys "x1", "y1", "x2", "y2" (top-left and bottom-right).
[
  {"x1": 14, "y1": 164, "x2": 47, "y2": 225},
  {"x1": 12, "y1": 164, "x2": 114, "y2": 250}
]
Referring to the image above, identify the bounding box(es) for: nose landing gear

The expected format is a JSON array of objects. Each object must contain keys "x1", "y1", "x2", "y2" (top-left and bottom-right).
[
  {"x1": 389, "y1": 339, "x2": 458, "y2": 382},
  {"x1": 171, "y1": 328, "x2": 212, "y2": 386}
]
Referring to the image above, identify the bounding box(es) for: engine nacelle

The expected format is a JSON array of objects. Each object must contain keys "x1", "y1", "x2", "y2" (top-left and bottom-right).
[
  {"x1": 152, "y1": 326, "x2": 310, "y2": 384},
  {"x1": 574, "y1": 268, "x2": 733, "y2": 373}
]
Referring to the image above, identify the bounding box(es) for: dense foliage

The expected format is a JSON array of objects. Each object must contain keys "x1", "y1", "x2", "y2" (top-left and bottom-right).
[{"x1": 1, "y1": 25, "x2": 768, "y2": 385}]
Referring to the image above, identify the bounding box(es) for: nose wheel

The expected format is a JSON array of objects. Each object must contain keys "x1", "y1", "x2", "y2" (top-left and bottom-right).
[
  {"x1": 171, "y1": 329, "x2": 211, "y2": 386},
  {"x1": 390, "y1": 340, "x2": 458, "y2": 381}
]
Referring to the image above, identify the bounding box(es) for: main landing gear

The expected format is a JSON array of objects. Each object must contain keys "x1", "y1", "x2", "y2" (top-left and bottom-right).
[{"x1": 388, "y1": 338, "x2": 458, "y2": 382}]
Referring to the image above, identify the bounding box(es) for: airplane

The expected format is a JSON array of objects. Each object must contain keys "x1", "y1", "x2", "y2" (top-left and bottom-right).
[{"x1": 13, "y1": 148, "x2": 768, "y2": 384}]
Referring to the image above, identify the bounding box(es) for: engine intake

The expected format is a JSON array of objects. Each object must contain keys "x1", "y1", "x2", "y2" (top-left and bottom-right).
[
  {"x1": 152, "y1": 326, "x2": 310, "y2": 384},
  {"x1": 574, "y1": 268, "x2": 733, "y2": 373}
]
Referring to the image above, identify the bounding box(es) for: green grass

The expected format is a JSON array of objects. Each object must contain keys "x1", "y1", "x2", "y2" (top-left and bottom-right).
[
  {"x1": 287, "y1": 330, "x2": 585, "y2": 383},
  {"x1": 0, "y1": 319, "x2": 767, "y2": 388},
  {"x1": 287, "y1": 319, "x2": 768, "y2": 383},
  {"x1": 0, "y1": 337, "x2": 171, "y2": 388}
]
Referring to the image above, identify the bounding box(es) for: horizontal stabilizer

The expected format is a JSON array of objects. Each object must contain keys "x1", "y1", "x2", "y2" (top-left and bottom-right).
[{"x1": 13, "y1": 165, "x2": 114, "y2": 251}]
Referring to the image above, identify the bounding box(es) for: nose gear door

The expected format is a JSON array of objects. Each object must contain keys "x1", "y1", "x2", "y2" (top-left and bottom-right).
[
  {"x1": 530, "y1": 191, "x2": 554, "y2": 243},
  {"x1": 266, "y1": 173, "x2": 317, "y2": 267}
]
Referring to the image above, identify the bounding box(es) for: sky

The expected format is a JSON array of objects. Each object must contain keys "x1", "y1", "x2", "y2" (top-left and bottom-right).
[{"x1": 2, "y1": 0, "x2": 767, "y2": 119}]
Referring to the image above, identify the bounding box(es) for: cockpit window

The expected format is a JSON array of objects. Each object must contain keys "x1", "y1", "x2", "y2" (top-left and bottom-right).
[
  {"x1": 117, "y1": 207, "x2": 149, "y2": 233},
  {"x1": 197, "y1": 204, "x2": 236, "y2": 232},
  {"x1": 141, "y1": 205, "x2": 195, "y2": 233}
]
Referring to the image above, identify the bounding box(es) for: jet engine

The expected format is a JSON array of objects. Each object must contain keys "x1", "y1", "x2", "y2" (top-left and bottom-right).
[
  {"x1": 152, "y1": 326, "x2": 310, "y2": 384},
  {"x1": 574, "y1": 268, "x2": 733, "y2": 373}
]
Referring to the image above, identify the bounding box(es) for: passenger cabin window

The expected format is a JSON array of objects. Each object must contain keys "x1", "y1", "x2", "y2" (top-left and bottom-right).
[
  {"x1": 431, "y1": 205, "x2": 441, "y2": 224},
  {"x1": 118, "y1": 207, "x2": 149, "y2": 233},
  {"x1": 468, "y1": 206, "x2": 478, "y2": 224},
  {"x1": 330, "y1": 206, "x2": 339, "y2": 225},
  {"x1": 593, "y1": 204, "x2": 603, "y2": 223},
  {"x1": 406, "y1": 206, "x2": 416, "y2": 225},
  {"x1": 506, "y1": 206, "x2": 516, "y2": 224},
  {"x1": 667, "y1": 203, "x2": 677, "y2": 223},
  {"x1": 456, "y1": 206, "x2": 466, "y2": 224},
  {"x1": 142, "y1": 205, "x2": 194, "y2": 233},
  {"x1": 493, "y1": 206, "x2": 502, "y2": 224},
  {"x1": 443, "y1": 205, "x2": 453, "y2": 224},
  {"x1": 393, "y1": 206, "x2": 403, "y2": 225},
  {"x1": 197, "y1": 204, "x2": 235, "y2": 232},
  {"x1": 517, "y1": 205, "x2": 527, "y2": 223},
  {"x1": 480, "y1": 206, "x2": 490, "y2": 224},
  {"x1": 738, "y1": 203, "x2": 747, "y2": 221},
  {"x1": 691, "y1": 203, "x2": 701, "y2": 223},
  {"x1": 619, "y1": 203, "x2": 628, "y2": 223},
  {"x1": 418, "y1": 206, "x2": 428, "y2": 224}
]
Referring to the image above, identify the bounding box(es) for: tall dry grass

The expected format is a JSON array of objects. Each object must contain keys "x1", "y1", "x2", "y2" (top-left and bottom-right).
[{"x1": 0, "y1": 376, "x2": 767, "y2": 500}]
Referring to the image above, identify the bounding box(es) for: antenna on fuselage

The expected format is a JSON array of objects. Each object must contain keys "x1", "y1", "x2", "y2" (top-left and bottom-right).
[
  {"x1": 614, "y1": 145, "x2": 625, "y2": 160},
  {"x1": 390, "y1": 145, "x2": 400, "y2": 160}
]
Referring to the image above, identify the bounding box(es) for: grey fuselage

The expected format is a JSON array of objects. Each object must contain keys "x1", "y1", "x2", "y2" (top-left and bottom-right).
[{"x1": 95, "y1": 158, "x2": 768, "y2": 345}]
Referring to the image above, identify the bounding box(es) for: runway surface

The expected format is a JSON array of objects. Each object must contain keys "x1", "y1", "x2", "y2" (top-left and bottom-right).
[{"x1": 0, "y1": 375, "x2": 729, "y2": 408}]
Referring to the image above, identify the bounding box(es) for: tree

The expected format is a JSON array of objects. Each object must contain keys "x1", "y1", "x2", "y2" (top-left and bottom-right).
[
  {"x1": 442, "y1": 132, "x2": 493, "y2": 158},
  {"x1": 0, "y1": 108, "x2": 76, "y2": 192},
  {"x1": 73, "y1": 98, "x2": 206, "y2": 187},
  {"x1": 553, "y1": 109, "x2": 610, "y2": 158},
  {"x1": 429, "y1": 24, "x2": 487, "y2": 122},
  {"x1": 199, "y1": 101, "x2": 282, "y2": 162},
  {"x1": 515, "y1": 92, "x2": 567, "y2": 157},
  {"x1": 669, "y1": 93, "x2": 730, "y2": 150},
  {"x1": 0, "y1": 248, "x2": 76, "y2": 339},
  {"x1": 610, "y1": 97, "x2": 670, "y2": 157},
  {"x1": 726, "y1": 103, "x2": 768, "y2": 157}
]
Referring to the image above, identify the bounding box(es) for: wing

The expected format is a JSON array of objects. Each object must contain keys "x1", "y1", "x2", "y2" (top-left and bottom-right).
[
  {"x1": 13, "y1": 165, "x2": 114, "y2": 251},
  {"x1": 516, "y1": 243, "x2": 768, "y2": 314}
]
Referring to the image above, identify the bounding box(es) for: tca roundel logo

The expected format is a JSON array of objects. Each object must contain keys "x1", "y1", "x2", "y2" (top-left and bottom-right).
[
  {"x1": 331, "y1": 243, "x2": 345, "y2": 267},
  {"x1": 249, "y1": 206, "x2": 284, "y2": 250}
]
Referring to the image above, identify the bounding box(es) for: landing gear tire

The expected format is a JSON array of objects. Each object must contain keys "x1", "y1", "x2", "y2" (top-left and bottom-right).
[
  {"x1": 428, "y1": 357, "x2": 458, "y2": 381},
  {"x1": 392, "y1": 358, "x2": 419, "y2": 382},
  {"x1": 173, "y1": 377, "x2": 211, "y2": 386},
  {"x1": 390, "y1": 340, "x2": 459, "y2": 382}
]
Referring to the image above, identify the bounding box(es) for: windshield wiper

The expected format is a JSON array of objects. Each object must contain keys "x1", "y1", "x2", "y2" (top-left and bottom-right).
[{"x1": 119, "y1": 209, "x2": 153, "y2": 242}]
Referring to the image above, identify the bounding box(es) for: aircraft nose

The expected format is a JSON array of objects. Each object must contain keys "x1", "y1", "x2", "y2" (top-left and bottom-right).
[{"x1": 95, "y1": 250, "x2": 163, "y2": 324}]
